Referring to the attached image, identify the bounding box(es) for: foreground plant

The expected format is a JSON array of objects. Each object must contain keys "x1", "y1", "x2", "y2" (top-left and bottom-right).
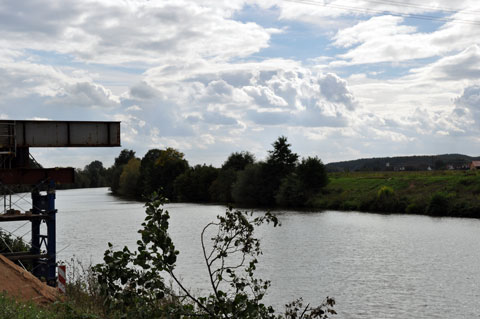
[{"x1": 93, "y1": 193, "x2": 336, "y2": 318}]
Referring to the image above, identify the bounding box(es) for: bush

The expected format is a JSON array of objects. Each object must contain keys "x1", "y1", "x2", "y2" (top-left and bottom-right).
[
  {"x1": 427, "y1": 192, "x2": 451, "y2": 216},
  {"x1": 93, "y1": 194, "x2": 337, "y2": 318},
  {"x1": 231, "y1": 163, "x2": 266, "y2": 206},
  {"x1": 405, "y1": 201, "x2": 427, "y2": 215},
  {"x1": 296, "y1": 156, "x2": 329, "y2": 194},
  {"x1": 377, "y1": 186, "x2": 394, "y2": 200},
  {"x1": 118, "y1": 158, "x2": 141, "y2": 198},
  {"x1": 0, "y1": 230, "x2": 31, "y2": 270},
  {"x1": 173, "y1": 165, "x2": 219, "y2": 202},
  {"x1": 451, "y1": 201, "x2": 480, "y2": 218},
  {"x1": 0, "y1": 229, "x2": 30, "y2": 254},
  {"x1": 341, "y1": 200, "x2": 359, "y2": 211},
  {"x1": 209, "y1": 168, "x2": 237, "y2": 203},
  {"x1": 372, "y1": 186, "x2": 398, "y2": 213},
  {"x1": 275, "y1": 173, "x2": 306, "y2": 207}
]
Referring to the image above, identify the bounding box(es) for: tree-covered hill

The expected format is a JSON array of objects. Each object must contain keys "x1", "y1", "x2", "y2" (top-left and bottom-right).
[{"x1": 326, "y1": 154, "x2": 480, "y2": 172}]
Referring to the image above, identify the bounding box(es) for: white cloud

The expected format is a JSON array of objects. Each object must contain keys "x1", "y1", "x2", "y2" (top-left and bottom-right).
[
  {"x1": 1, "y1": 0, "x2": 480, "y2": 168},
  {"x1": 52, "y1": 82, "x2": 119, "y2": 108},
  {"x1": 0, "y1": 0, "x2": 279, "y2": 65},
  {"x1": 126, "y1": 105, "x2": 142, "y2": 112},
  {"x1": 0, "y1": 60, "x2": 119, "y2": 111},
  {"x1": 451, "y1": 85, "x2": 480, "y2": 132},
  {"x1": 333, "y1": 16, "x2": 417, "y2": 49},
  {"x1": 410, "y1": 45, "x2": 480, "y2": 81},
  {"x1": 330, "y1": 3, "x2": 480, "y2": 65}
]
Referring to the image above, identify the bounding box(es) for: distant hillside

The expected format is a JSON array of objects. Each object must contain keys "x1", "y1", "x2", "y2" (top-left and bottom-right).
[{"x1": 326, "y1": 154, "x2": 480, "y2": 172}]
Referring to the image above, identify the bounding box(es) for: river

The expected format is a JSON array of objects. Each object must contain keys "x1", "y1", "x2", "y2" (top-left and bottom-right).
[{"x1": 2, "y1": 187, "x2": 480, "y2": 318}]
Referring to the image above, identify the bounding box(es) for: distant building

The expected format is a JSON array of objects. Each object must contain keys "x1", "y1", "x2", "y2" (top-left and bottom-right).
[{"x1": 470, "y1": 161, "x2": 480, "y2": 170}]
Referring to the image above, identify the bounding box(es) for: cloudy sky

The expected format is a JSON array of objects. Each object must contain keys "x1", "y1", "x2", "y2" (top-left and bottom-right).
[{"x1": 1, "y1": 0, "x2": 480, "y2": 168}]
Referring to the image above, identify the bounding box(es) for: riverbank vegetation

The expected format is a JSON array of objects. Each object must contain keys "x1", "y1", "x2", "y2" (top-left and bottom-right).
[
  {"x1": 69, "y1": 136, "x2": 480, "y2": 218},
  {"x1": 72, "y1": 136, "x2": 329, "y2": 209},
  {"x1": 316, "y1": 170, "x2": 480, "y2": 218}
]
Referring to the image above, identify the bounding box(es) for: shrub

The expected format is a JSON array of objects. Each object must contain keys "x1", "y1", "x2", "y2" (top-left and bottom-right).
[
  {"x1": 373, "y1": 186, "x2": 398, "y2": 213},
  {"x1": 296, "y1": 156, "x2": 329, "y2": 193},
  {"x1": 93, "y1": 194, "x2": 337, "y2": 318},
  {"x1": 341, "y1": 200, "x2": 359, "y2": 211},
  {"x1": 0, "y1": 229, "x2": 30, "y2": 254},
  {"x1": 275, "y1": 173, "x2": 306, "y2": 207},
  {"x1": 377, "y1": 186, "x2": 394, "y2": 200},
  {"x1": 231, "y1": 163, "x2": 266, "y2": 206},
  {"x1": 405, "y1": 201, "x2": 427, "y2": 215},
  {"x1": 173, "y1": 165, "x2": 219, "y2": 202},
  {"x1": 427, "y1": 192, "x2": 450, "y2": 216}
]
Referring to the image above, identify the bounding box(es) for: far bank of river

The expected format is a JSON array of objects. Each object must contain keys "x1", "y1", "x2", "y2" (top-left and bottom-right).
[
  {"x1": 2, "y1": 187, "x2": 480, "y2": 318},
  {"x1": 313, "y1": 170, "x2": 480, "y2": 218}
]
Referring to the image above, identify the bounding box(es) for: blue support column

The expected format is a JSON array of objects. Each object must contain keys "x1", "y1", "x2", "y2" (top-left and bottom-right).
[
  {"x1": 31, "y1": 190, "x2": 42, "y2": 278},
  {"x1": 30, "y1": 179, "x2": 57, "y2": 287},
  {"x1": 46, "y1": 179, "x2": 56, "y2": 286}
]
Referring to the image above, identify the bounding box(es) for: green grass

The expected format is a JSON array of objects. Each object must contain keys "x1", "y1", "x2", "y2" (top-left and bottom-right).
[
  {"x1": 0, "y1": 292, "x2": 109, "y2": 319},
  {"x1": 0, "y1": 293, "x2": 53, "y2": 319},
  {"x1": 312, "y1": 170, "x2": 480, "y2": 217}
]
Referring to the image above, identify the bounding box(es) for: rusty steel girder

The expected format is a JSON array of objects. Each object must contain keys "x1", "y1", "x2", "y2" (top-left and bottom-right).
[
  {"x1": 0, "y1": 168, "x2": 75, "y2": 185},
  {"x1": 0, "y1": 120, "x2": 120, "y2": 148}
]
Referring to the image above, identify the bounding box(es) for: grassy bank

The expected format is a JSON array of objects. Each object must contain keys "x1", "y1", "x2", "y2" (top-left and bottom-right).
[
  {"x1": 312, "y1": 170, "x2": 480, "y2": 218},
  {"x1": 0, "y1": 292, "x2": 101, "y2": 319}
]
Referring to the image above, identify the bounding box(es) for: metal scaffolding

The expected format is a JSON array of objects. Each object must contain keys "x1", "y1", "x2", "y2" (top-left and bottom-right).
[{"x1": 0, "y1": 119, "x2": 120, "y2": 286}]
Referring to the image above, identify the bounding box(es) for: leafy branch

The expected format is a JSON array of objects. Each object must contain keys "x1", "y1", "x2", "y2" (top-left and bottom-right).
[{"x1": 93, "y1": 193, "x2": 336, "y2": 318}]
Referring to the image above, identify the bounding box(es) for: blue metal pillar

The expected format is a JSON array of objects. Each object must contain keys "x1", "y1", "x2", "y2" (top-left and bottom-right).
[
  {"x1": 46, "y1": 179, "x2": 56, "y2": 286},
  {"x1": 31, "y1": 189, "x2": 42, "y2": 278},
  {"x1": 30, "y1": 179, "x2": 57, "y2": 287}
]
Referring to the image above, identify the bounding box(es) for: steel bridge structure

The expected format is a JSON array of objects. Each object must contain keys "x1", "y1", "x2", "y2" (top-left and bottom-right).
[{"x1": 0, "y1": 120, "x2": 120, "y2": 286}]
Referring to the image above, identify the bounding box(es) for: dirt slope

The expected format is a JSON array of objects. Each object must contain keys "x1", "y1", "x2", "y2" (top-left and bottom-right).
[{"x1": 0, "y1": 254, "x2": 59, "y2": 305}]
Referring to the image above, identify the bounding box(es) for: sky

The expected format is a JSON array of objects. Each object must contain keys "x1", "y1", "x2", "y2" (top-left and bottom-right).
[{"x1": 1, "y1": 0, "x2": 480, "y2": 168}]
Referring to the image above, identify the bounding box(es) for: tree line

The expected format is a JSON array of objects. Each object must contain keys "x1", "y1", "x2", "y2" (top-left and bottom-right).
[{"x1": 72, "y1": 136, "x2": 329, "y2": 208}]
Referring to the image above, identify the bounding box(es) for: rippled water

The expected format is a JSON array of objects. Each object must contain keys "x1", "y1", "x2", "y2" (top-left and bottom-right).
[{"x1": 2, "y1": 187, "x2": 480, "y2": 318}]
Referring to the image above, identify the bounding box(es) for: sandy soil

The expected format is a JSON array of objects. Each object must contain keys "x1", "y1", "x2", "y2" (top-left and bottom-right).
[{"x1": 0, "y1": 254, "x2": 60, "y2": 305}]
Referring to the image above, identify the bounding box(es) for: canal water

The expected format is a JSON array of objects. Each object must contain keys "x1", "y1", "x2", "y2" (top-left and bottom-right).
[{"x1": 2, "y1": 187, "x2": 480, "y2": 318}]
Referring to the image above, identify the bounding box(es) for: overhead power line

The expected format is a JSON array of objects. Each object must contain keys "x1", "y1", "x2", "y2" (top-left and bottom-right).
[
  {"x1": 358, "y1": 0, "x2": 480, "y2": 16},
  {"x1": 283, "y1": 0, "x2": 480, "y2": 26}
]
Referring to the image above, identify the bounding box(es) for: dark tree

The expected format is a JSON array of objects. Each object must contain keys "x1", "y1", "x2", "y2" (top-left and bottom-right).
[
  {"x1": 221, "y1": 151, "x2": 255, "y2": 171},
  {"x1": 74, "y1": 168, "x2": 91, "y2": 188},
  {"x1": 209, "y1": 168, "x2": 237, "y2": 203},
  {"x1": 139, "y1": 148, "x2": 188, "y2": 200},
  {"x1": 114, "y1": 149, "x2": 136, "y2": 167},
  {"x1": 296, "y1": 156, "x2": 328, "y2": 193},
  {"x1": 84, "y1": 160, "x2": 107, "y2": 188},
  {"x1": 267, "y1": 136, "x2": 299, "y2": 171},
  {"x1": 275, "y1": 173, "x2": 306, "y2": 207},
  {"x1": 174, "y1": 165, "x2": 219, "y2": 202},
  {"x1": 262, "y1": 136, "x2": 299, "y2": 205},
  {"x1": 210, "y1": 151, "x2": 256, "y2": 204},
  {"x1": 231, "y1": 163, "x2": 266, "y2": 206},
  {"x1": 276, "y1": 157, "x2": 328, "y2": 207},
  {"x1": 118, "y1": 158, "x2": 141, "y2": 198},
  {"x1": 110, "y1": 149, "x2": 137, "y2": 194}
]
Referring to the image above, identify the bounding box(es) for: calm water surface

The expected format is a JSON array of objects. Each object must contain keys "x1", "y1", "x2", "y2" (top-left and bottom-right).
[{"x1": 3, "y1": 188, "x2": 480, "y2": 318}]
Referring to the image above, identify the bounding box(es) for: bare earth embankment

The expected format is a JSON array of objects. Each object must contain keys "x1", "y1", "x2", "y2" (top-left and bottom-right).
[{"x1": 0, "y1": 254, "x2": 59, "y2": 305}]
